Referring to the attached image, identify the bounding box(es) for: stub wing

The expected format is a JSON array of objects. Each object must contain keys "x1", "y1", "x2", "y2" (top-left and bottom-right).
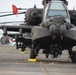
[
  {"x1": 65, "y1": 27, "x2": 76, "y2": 41},
  {"x1": 0, "y1": 24, "x2": 32, "y2": 35},
  {"x1": 69, "y1": 10, "x2": 76, "y2": 26}
]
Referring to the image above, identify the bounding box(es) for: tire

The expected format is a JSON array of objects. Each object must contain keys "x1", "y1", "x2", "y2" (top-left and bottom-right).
[
  {"x1": 30, "y1": 49, "x2": 36, "y2": 59},
  {"x1": 21, "y1": 47, "x2": 25, "y2": 52},
  {"x1": 45, "y1": 54, "x2": 49, "y2": 58},
  {"x1": 71, "y1": 51, "x2": 76, "y2": 63},
  {"x1": 0, "y1": 36, "x2": 10, "y2": 44}
]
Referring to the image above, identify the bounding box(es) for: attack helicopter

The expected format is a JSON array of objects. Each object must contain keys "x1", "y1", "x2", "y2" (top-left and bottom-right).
[{"x1": 0, "y1": 0, "x2": 76, "y2": 63}]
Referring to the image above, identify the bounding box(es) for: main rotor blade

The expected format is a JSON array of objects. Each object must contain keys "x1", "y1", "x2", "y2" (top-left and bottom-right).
[
  {"x1": 0, "y1": 11, "x2": 12, "y2": 13},
  {"x1": 0, "y1": 21, "x2": 24, "y2": 24},
  {"x1": 0, "y1": 12, "x2": 25, "y2": 17}
]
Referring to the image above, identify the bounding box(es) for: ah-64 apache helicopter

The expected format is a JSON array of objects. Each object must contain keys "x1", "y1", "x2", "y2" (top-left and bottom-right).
[{"x1": 0, "y1": 0, "x2": 76, "y2": 63}]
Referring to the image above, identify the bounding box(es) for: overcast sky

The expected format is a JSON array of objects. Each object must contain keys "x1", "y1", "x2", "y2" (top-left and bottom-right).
[
  {"x1": 0, "y1": 0, "x2": 43, "y2": 22},
  {"x1": 0, "y1": 0, "x2": 76, "y2": 37},
  {"x1": 0, "y1": 0, "x2": 76, "y2": 22}
]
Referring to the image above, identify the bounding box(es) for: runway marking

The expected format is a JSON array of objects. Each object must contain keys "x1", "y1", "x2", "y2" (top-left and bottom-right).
[
  {"x1": 40, "y1": 62, "x2": 50, "y2": 75},
  {"x1": 0, "y1": 71, "x2": 76, "y2": 75},
  {"x1": 0, "y1": 71, "x2": 38, "y2": 74}
]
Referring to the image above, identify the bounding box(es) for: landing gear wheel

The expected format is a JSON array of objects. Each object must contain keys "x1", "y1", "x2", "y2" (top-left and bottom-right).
[
  {"x1": 30, "y1": 49, "x2": 36, "y2": 59},
  {"x1": 21, "y1": 47, "x2": 25, "y2": 52},
  {"x1": 71, "y1": 51, "x2": 76, "y2": 63},
  {"x1": 45, "y1": 54, "x2": 49, "y2": 58}
]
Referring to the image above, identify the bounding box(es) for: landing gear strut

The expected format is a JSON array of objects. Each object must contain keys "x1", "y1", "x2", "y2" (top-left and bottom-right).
[
  {"x1": 30, "y1": 49, "x2": 36, "y2": 59},
  {"x1": 71, "y1": 51, "x2": 76, "y2": 63},
  {"x1": 45, "y1": 54, "x2": 49, "y2": 58},
  {"x1": 30, "y1": 43, "x2": 40, "y2": 59},
  {"x1": 68, "y1": 47, "x2": 76, "y2": 63}
]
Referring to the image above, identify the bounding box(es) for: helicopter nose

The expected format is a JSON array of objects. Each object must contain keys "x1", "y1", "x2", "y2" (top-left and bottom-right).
[{"x1": 49, "y1": 25, "x2": 66, "y2": 35}]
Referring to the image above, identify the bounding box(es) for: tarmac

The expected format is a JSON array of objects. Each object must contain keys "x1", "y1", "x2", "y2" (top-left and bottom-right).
[{"x1": 0, "y1": 45, "x2": 76, "y2": 75}]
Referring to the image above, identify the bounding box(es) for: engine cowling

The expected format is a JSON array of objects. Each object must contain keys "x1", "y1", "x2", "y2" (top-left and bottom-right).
[
  {"x1": 42, "y1": 0, "x2": 68, "y2": 5},
  {"x1": 69, "y1": 10, "x2": 76, "y2": 26},
  {"x1": 25, "y1": 8, "x2": 42, "y2": 25}
]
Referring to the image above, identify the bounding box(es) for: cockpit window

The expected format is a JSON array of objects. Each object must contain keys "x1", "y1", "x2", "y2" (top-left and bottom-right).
[
  {"x1": 48, "y1": 10, "x2": 67, "y2": 17},
  {"x1": 48, "y1": 2, "x2": 67, "y2": 17},
  {"x1": 50, "y1": 2, "x2": 65, "y2": 10}
]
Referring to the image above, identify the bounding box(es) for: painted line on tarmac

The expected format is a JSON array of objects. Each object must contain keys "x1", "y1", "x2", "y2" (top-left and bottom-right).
[
  {"x1": 40, "y1": 62, "x2": 49, "y2": 75},
  {"x1": 0, "y1": 71, "x2": 37, "y2": 74}
]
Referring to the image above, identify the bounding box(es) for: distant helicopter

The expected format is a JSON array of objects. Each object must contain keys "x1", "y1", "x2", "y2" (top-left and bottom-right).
[{"x1": 0, "y1": 0, "x2": 76, "y2": 63}]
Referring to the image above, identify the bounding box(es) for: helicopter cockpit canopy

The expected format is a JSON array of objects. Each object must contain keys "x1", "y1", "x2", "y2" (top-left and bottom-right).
[
  {"x1": 48, "y1": 2, "x2": 67, "y2": 17},
  {"x1": 43, "y1": 0, "x2": 69, "y2": 21}
]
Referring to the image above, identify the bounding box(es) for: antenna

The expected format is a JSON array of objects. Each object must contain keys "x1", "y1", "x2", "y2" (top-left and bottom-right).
[
  {"x1": 73, "y1": 6, "x2": 75, "y2": 10},
  {"x1": 34, "y1": 4, "x2": 37, "y2": 8}
]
